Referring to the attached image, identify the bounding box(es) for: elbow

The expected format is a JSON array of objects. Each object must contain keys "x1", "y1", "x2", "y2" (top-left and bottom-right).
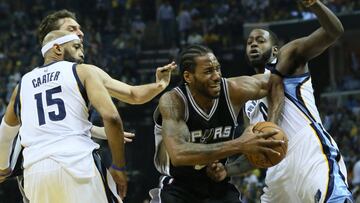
[
  {"x1": 169, "y1": 155, "x2": 187, "y2": 167},
  {"x1": 102, "y1": 111, "x2": 121, "y2": 124},
  {"x1": 331, "y1": 24, "x2": 344, "y2": 40},
  {"x1": 130, "y1": 97, "x2": 146, "y2": 105},
  {"x1": 167, "y1": 147, "x2": 189, "y2": 167}
]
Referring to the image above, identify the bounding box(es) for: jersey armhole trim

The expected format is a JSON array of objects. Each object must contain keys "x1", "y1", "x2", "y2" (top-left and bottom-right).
[
  {"x1": 222, "y1": 78, "x2": 238, "y2": 126},
  {"x1": 72, "y1": 64, "x2": 89, "y2": 107}
]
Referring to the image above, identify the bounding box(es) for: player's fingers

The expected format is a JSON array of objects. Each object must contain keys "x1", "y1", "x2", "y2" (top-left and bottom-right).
[
  {"x1": 260, "y1": 139, "x2": 285, "y2": 147},
  {"x1": 258, "y1": 130, "x2": 279, "y2": 139},
  {"x1": 159, "y1": 62, "x2": 176, "y2": 71},
  {"x1": 124, "y1": 132, "x2": 135, "y2": 138},
  {"x1": 260, "y1": 148, "x2": 281, "y2": 157},
  {"x1": 124, "y1": 137, "x2": 133, "y2": 143}
]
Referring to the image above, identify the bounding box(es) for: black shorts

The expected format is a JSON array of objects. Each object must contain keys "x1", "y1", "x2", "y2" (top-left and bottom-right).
[{"x1": 150, "y1": 176, "x2": 242, "y2": 203}]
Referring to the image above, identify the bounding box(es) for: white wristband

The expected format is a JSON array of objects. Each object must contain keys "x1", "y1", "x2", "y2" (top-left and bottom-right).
[{"x1": 0, "y1": 118, "x2": 20, "y2": 169}]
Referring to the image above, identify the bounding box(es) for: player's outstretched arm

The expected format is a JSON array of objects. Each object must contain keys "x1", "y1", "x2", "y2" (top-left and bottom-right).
[
  {"x1": 93, "y1": 62, "x2": 176, "y2": 104},
  {"x1": 279, "y1": 0, "x2": 344, "y2": 69},
  {"x1": 227, "y1": 74, "x2": 271, "y2": 105},
  {"x1": 229, "y1": 73, "x2": 284, "y2": 124},
  {"x1": 76, "y1": 64, "x2": 127, "y2": 199},
  {"x1": 160, "y1": 91, "x2": 284, "y2": 166},
  {"x1": 90, "y1": 126, "x2": 135, "y2": 143},
  {"x1": 0, "y1": 86, "x2": 20, "y2": 177}
]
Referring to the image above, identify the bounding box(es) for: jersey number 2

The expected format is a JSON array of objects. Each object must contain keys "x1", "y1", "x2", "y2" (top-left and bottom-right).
[{"x1": 34, "y1": 86, "x2": 66, "y2": 126}]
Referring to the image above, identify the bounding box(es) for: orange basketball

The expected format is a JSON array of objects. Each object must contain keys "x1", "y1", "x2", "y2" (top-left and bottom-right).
[{"x1": 246, "y1": 122, "x2": 288, "y2": 168}]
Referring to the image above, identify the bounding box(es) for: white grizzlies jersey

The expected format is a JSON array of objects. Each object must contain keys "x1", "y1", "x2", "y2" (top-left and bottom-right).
[
  {"x1": 17, "y1": 61, "x2": 99, "y2": 178},
  {"x1": 245, "y1": 66, "x2": 352, "y2": 202},
  {"x1": 245, "y1": 69, "x2": 323, "y2": 149}
]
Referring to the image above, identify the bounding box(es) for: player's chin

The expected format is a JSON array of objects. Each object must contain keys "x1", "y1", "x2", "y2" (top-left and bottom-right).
[{"x1": 209, "y1": 90, "x2": 220, "y2": 99}]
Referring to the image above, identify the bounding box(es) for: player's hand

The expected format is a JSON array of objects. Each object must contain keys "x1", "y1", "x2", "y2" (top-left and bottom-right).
[
  {"x1": 109, "y1": 167, "x2": 128, "y2": 199},
  {"x1": 206, "y1": 161, "x2": 227, "y2": 182},
  {"x1": 0, "y1": 168, "x2": 11, "y2": 183},
  {"x1": 155, "y1": 61, "x2": 177, "y2": 89},
  {"x1": 124, "y1": 131, "x2": 135, "y2": 143},
  {"x1": 302, "y1": 0, "x2": 318, "y2": 7},
  {"x1": 237, "y1": 124, "x2": 285, "y2": 157}
]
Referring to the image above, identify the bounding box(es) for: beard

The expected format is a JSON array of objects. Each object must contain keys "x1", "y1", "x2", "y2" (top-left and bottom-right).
[
  {"x1": 64, "y1": 50, "x2": 84, "y2": 64},
  {"x1": 193, "y1": 77, "x2": 220, "y2": 99},
  {"x1": 246, "y1": 48, "x2": 272, "y2": 68}
]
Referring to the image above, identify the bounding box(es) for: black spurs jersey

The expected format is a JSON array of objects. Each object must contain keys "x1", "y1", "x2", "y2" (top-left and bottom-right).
[{"x1": 153, "y1": 78, "x2": 238, "y2": 182}]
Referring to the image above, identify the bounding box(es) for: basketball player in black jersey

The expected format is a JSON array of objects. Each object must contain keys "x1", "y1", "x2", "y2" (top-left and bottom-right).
[{"x1": 149, "y1": 44, "x2": 286, "y2": 203}]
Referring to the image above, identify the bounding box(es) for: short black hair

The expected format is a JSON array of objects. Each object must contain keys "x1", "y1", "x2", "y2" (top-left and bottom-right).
[
  {"x1": 267, "y1": 29, "x2": 279, "y2": 46},
  {"x1": 37, "y1": 9, "x2": 77, "y2": 43},
  {"x1": 179, "y1": 44, "x2": 213, "y2": 76}
]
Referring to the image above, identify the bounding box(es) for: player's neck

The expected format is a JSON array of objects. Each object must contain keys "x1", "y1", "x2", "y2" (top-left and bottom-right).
[
  {"x1": 189, "y1": 89, "x2": 215, "y2": 113},
  {"x1": 43, "y1": 56, "x2": 62, "y2": 66}
]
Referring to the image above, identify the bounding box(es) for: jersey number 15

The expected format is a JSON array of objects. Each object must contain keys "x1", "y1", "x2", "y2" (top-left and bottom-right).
[{"x1": 34, "y1": 86, "x2": 67, "y2": 126}]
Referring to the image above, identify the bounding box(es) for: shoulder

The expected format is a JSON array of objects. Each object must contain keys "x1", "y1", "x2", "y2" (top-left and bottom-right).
[{"x1": 159, "y1": 89, "x2": 186, "y2": 120}]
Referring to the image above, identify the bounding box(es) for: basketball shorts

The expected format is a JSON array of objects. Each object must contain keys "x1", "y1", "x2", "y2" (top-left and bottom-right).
[
  {"x1": 261, "y1": 126, "x2": 353, "y2": 203},
  {"x1": 149, "y1": 176, "x2": 242, "y2": 203},
  {"x1": 24, "y1": 157, "x2": 121, "y2": 203}
]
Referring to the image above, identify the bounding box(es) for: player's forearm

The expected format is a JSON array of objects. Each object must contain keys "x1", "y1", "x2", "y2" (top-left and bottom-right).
[
  {"x1": 225, "y1": 155, "x2": 254, "y2": 177},
  {"x1": 103, "y1": 117, "x2": 126, "y2": 168},
  {"x1": 127, "y1": 82, "x2": 167, "y2": 104},
  {"x1": 0, "y1": 119, "x2": 20, "y2": 169},
  {"x1": 108, "y1": 82, "x2": 166, "y2": 105},
  {"x1": 90, "y1": 126, "x2": 107, "y2": 139},
  {"x1": 166, "y1": 139, "x2": 240, "y2": 166},
  {"x1": 309, "y1": 1, "x2": 344, "y2": 39},
  {"x1": 267, "y1": 77, "x2": 284, "y2": 124}
]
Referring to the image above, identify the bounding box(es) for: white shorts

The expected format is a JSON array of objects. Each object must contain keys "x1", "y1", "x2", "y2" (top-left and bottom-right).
[
  {"x1": 261, "y1": 126, "x2": 353, "y2": 203},
  {"x1": 24, "y1": 158, "x2": 121, "y2": 203}
]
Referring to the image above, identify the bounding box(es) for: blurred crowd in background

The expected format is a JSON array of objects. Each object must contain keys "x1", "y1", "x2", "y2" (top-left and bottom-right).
[{"x1": 0, "y1": 0, "x2": 359, "y2": 202}]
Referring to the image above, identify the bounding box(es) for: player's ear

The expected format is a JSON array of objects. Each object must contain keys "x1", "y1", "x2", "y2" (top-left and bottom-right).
[
  {"x1": 183, "y1": 70, "x2": 192, "y2": 84},
  {"x1": 272, "y1": 46, "x2": 278, "y2": 57},
  {"x1": 53, "y1": 44, "x2": 63, "y2": 56}
]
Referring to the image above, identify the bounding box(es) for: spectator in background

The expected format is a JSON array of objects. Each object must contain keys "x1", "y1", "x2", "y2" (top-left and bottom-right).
[
  {"x1": 177, "y1": 3, "x2": 192, "y2": 46},
  {"x1": 131, "y1": 15, "x2": 146, "y2": 51},
  {"x1": 157, "y1": 0, "x2": 175, "y2": 47},
  {"x1": 187, "y1": 28, "x2": 203, "y2": 45}
]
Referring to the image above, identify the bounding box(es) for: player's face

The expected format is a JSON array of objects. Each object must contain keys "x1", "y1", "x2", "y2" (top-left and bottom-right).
[
  {"x1": 246, "y1": 29, "x2": 274, "y2": 68},
  {"x1": 63, "y1": 40, "x2": 84, "y2": 64},
  {"x1": 191, "y1": 53, "x2": 222, "y2": 99},
  {"x1": 58, "y1": 18, "x2": 84, "y2": 41}
]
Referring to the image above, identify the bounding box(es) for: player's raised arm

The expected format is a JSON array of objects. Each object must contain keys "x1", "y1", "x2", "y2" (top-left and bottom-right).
[
  {"x1": 160, "y1": 91, "x2": 283, "y2": 166},
  {"x1": 76, "y1": 64, "x2": 127, "y2": 198},
  {"x1": 0, "y1": 86, "x2": 20, "y2": 176},
  {"x1": 278, "y1": 0, "x2": 344, "y2": 73},
  {"x1": 93, "y1": 62, "x2": 176, "y2": 104}
]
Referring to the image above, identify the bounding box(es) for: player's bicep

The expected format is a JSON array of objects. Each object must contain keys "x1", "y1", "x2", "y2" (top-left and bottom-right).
[
  {"x1": 158, "y1": 93, "x2": 190, "y2": 150},
  {"x1": 292, "y1": 29, "x2": 336, "y2": 62},
  {"x1": 91, "y1": 66, "x2": 132, "y2": 100},
  {"x1": 228, "y1": 75, "x2": 270, "y2": 104},
  {"x1": 77, "y1": 65, "x2": 117, "y2": 115}
]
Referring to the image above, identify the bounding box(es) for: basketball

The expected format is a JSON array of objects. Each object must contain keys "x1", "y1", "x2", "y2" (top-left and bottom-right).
[{"x1": 246, "y1": 122, "x2": 288, "y2": 168}]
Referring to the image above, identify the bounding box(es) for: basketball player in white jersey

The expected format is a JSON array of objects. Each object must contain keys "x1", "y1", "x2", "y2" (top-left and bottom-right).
[
  {"x1": 0, "y1": 10, "x2": 176, "y2": 202},
  {"x1": 206, "y1": 0, "x2": 353, "y2": 202},
  {"x1": 0, "y1": 30, "x2": 127, "y2": 202}
]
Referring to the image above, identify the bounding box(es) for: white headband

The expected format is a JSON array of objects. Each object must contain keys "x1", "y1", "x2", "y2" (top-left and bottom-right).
[{"x1": 41, "y1": 34, "x2": 80, "y2": 56}]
